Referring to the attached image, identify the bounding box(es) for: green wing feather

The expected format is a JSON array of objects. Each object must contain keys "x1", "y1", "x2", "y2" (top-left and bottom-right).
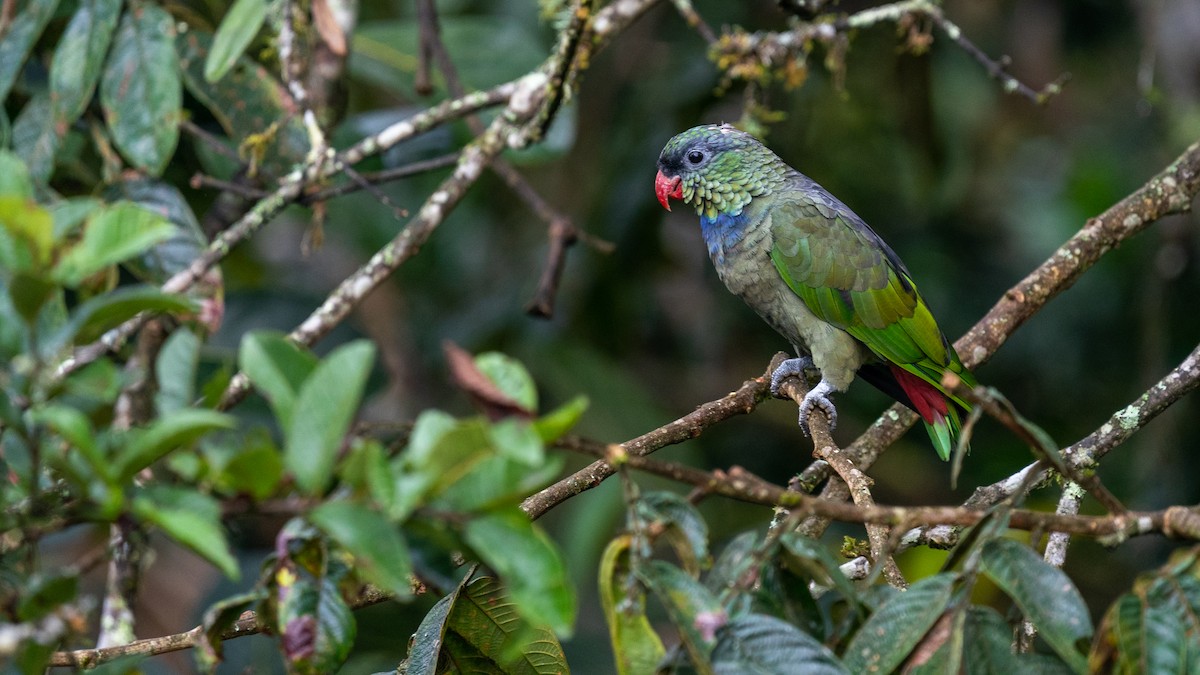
[{"x1": 767, "y1": 197, "x2": 976, "y2": 408}]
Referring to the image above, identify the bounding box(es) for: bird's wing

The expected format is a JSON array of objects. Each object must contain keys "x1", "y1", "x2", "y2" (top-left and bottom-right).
[{"x1": 767, "y1": 193, "x2": 975, "y2": 398}]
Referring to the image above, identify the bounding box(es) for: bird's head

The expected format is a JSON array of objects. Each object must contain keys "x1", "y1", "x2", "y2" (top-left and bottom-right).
[{"x1": 654, "y1": 124, "x2": 782, "y2": 218}]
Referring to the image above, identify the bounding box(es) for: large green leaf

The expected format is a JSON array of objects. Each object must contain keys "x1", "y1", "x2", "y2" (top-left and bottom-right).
[
  {"x1": 285, "y1": 340, "x2": 376, "y2": 495},
  {"x1": 532, "y1": 395, "x2": 588, "y2": 442},
  {"x1": 132, "y1": 486, "x2": 238, "y2": 578},
  {"x1": 0, "y1": 193, "x2": 53, "y2": 273},
  {"x1": 599, "y1": 536, "x2": 666, "y2": 675},
  {"x1": 31, "y1": 404, "x2": 108, "y2": 482},
  {"x1": 212, "y1": 430, "x2": 283, "y2": 500},
  {"x1": 43, "y1": 285, "x2": 197, "y2": 356},
  {"x1": 1091, "y1": 547, "x2": 1200, "y2": 674},
  {"x1": 272, "y1": 548, "x2": 356, "y2": 675},
  {"x1": 981, "y1": 538, "x2": 1092, "y2": 674},
  {"x1": 842, "y1": 573, "x2": 956, "y2": 674},
  {"x1": 389, "y1": 413, "x2": 493, "y2": 520},
  {"x1": 474, "y1": 351, "x2": 539, "y2": 411},
  {"x1": 436, "y1": 452, "x2": 564, "y2": 513},
  {"x1": 779, "y1": 534, "x2": 862, "y2": 608},
  {"x1": 239, "y1": 331, "x2": 317, "y2": 429},
  {"x1": 463, "y1": 507, "x2": 576, "y2": 637},
  {"x1": 0, "y1": 151, "x2": 34, "y2": 198},
  {"x1": 50, "y1": 0, "x2": 122, "y2": 124},
  {"x1": 963, "y1": 606, "x2": 1074, "y2": 675},
  {"x1": 100, "y1": 4, "x2": 182, "y2": 174},
  {"x1": 204, "y1": 0, "x2": 268, "y2": 82},
  {"x1": 114, "y1": 408, "x2": 236, "y2": 480},
  {"x1": 638, "y1": 491, "x2": 710, "y2": 575},
  {"x1": 309, "y1": 500, "x2": 413, "y2": 599},
  {"x1": 711, "y1": 613, "x2": 847, "y2": 674},
  {"x1": 0, "y1": 0, "x2": 60, "y2": 101},
  {"x1": 194, "y1": 590, "x2": 266, "y2": 674},
  {"x1": 155, "y1": 328, "x2": 200, "y2": 415},
  {"x1": 439, "y1": 577, "x2": 568, "y2": 674},
  {"x1": 177, "y1": 30, "x2": 309, "y2": 177},
  {"x1": 54, "y1": 202, "x2": 177, "y2": 285},
  {"x1": 638, "y1": 560, "x2": 725, "y2": 674},
  {"x1": 406, "y1": 588, "x2": 458, "y2": 674},
  {"x1": 11, "y1": 93, "x2": 60, "y2": 183}
]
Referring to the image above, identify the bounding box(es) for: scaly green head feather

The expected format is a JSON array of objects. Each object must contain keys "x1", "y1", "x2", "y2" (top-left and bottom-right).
[{"x1": 655, "y1": 124, "x2": 790, "y2": 219}]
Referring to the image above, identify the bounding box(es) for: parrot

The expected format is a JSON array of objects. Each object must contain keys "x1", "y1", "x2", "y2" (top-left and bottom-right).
[{"x1": 654, "y1": 123, "x2": 976, "y2": 460}]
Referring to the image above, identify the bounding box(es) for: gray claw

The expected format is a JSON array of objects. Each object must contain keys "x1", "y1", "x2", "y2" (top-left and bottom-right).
[
  {"x1": 796, "y1": 380, "x2": 838, "y2": 435},
  {"x1": 770, "y1": 356, "x2": 814, "y2": 397}
]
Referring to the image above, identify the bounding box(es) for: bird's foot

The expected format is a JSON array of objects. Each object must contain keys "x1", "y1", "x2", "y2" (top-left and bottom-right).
[
  {"x1": 797, "y1": 380, "x2": 838, "y2": 436},
  {"x1": 769, "y1": 357, "x2": 814, "y2": 398}
]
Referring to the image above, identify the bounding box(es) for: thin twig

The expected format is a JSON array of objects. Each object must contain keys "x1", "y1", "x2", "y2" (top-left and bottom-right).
[
  {"x1": 49, "y1": 586, "x2": 391, "y2": 668},
  {"x1": 522, "y1": 354, "x2": 781, "y2": 520}
]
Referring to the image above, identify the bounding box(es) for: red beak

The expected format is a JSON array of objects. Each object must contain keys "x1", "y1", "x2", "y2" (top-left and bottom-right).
[{"x1": 654, "y1": 171, "x2": 683, "y2": 211}]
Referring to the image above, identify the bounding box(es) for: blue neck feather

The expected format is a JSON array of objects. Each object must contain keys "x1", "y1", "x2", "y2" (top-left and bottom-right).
[{"x1": 699, "y1": 210, "x2": 749, "y2": 265}]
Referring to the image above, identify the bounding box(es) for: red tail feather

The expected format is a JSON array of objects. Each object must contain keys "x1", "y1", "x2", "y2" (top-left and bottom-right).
[{"x1": 889, "y1": 365, "x2": 949, "y2": 424}]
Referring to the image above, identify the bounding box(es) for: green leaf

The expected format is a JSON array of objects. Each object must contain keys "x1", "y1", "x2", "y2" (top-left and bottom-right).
[
  {"x1": 638, "y1": 560, "x2": 725, "y2": 673},
  {"x1": 177, "y1": 30, "x2": 310, "y2": 177},
  {"x1": 45, "y1": 285, "x2": 196, "y2": 355},
  {"x1": 389, "y1": 413, "x2": 494, "y2": 520},
  {"x1": 406, "y1": 589, "x2": 458, "y2": 674},
  {"x1": 488, "y1": 417, "x2": 544, "y2": 465},
  {"x1": 195, "y1": 590, "x2": 265, "y2": 674},
  {"x1": 779, "y1": 534, "x2": 862, "y2": 608},
  {"x1": 133, "y1": 486, "x2": 239, "y2": 578},
  {"x1": 285, "y1": 340, "x2": 376, "y2": 495},
  {"x1": 309, "y1": 500, "x2": 413, "y2": 599},
  {"x1": 440, "y1": 577, "x2": 568, "y2": 674},
  {"x1": 0, "y1": 0, "x2": 60, "y2": 101},
  {"x1": 8, "y1": 273, "x2": 57, "y2": 325},
  {"x1": 842, "y1": 573, "x2": 956, "y2": 674},
  {"x1": 155, "y1": 327, "x2": 200, "y2": 415},
  {"x1": 50, "y1": 197, "x2": 102, "y2": 239},
  {"x1": 0, "y1": 194, "x2": 53, "y2": 272},
  {"x1": 205, "y1": 0, "x2": 268, "y2": 82},
  {"x1": 638, "y1": 491, "x2": 710, "y2": 575},
  {"x1": 100, "y1": 4, "x2": 182, "y2": 174},
  {"x1": 712, "y1": 613, "x2": 847, "y2": 675},
  {"x1": 239, "y1": 330, "x2": 317, "y2": 429},
  {"x1": 212, "y1": 430, "x2": 283, "y2": 500},
  {"x1": 0, "y1": 150, "x2": 34, "y2": 198},
  {"x1": 464, "y1": 507, "x2": 576, "y2": 637},
  {"x1": 1091, "y1": 548, "x2": 1200, "y2": 675},
  {"x1": 532, "y1": 394, "x2": 588, "y2": 442},
  {"x1": 337, "y1": 438, "x2": 395, "y2": 510},
  {"x1": 271, "y1": 537, "x2": 356, "y2": 675},
  {"x1": 475, "y1": 351, "x2": 538, "y2": 410},
  {"x1": 963, "y1": 606, "x2": 1074, "y2": 675},
  {"x1": 436, "y1": 453, "x2": 565, "y2": 513},
  {"x1": 599, "y1": 536, "x2": 666, "y2": 675},
  {"x1": 50, "y1": 0, "x2": 122, "y2": 124},
  {"x1": 17, "y1": 573, "x2": 79, "y2": 622},
  {"x1": 31, "y1": 404, "x2": 107, "y2": 480},
  {"x1": 114, "y1": 408, "x2": 236, "y2": 480},
  {"x1": 981, "y1": 538, "x2": 1092, "y2": 673},
  {"x1": 11, "y1": 93, "x2": 60, "y2": 183},
  {"x1": 54, "y1": 202, "x2": 177, "y2": 286}
]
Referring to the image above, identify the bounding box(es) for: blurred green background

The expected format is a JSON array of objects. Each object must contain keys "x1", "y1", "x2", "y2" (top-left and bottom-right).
[{"x1": 89, "y1": 0, "x2": 1200, "y2": 671}]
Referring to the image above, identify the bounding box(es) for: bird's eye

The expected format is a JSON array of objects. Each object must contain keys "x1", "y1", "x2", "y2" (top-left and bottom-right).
[{"x1": 686, "y1": 150, "x2": 705, "y2": 164}]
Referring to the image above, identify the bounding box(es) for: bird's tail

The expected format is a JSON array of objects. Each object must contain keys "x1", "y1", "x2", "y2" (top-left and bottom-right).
[{"x1": 889, "y1": 365, "x2": 967, "y2": 461}]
